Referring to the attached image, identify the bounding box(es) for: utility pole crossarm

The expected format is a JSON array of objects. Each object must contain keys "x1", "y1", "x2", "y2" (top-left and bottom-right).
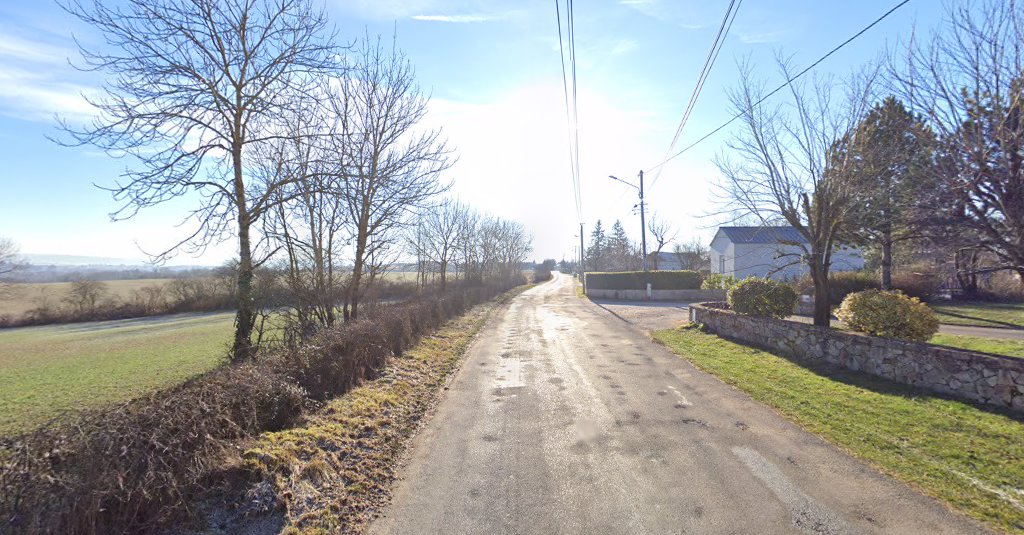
[{"x1": 608, "y1": 171, "x2": 649, "y2": 271}]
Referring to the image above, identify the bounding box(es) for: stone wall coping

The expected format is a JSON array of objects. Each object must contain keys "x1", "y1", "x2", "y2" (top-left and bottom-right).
[{"x1": 689, "y1": 302, "x2": 1024, "y2": 369}]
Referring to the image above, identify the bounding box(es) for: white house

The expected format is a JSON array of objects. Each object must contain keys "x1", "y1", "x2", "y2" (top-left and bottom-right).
[
  {"x1": 647, "y1": 251, "x2": 683, "y2": 270},
  {"x1": 709, "y1": 226, "x2": 864, "y2": 281}
]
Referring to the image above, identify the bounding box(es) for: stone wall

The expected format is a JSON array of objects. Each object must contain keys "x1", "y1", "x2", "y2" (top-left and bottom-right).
[
  {"x1": 689, "y1": 302, "x2": 1024, "y2": 413},
  {"x1": 586, "y1": 289, "x2": 727, "y2": 301}
]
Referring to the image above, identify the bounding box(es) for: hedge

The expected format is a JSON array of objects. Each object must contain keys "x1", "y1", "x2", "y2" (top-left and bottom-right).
[
  {"x1": 0, "y1": 277, "x2": 525, "y2": 535},
  {"x1": 585, "y1": 270, "x2": 704, "y2": 291}
]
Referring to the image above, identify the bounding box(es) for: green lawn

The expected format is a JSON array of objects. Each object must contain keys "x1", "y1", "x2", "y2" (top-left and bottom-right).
[
  {"x1": 931, "y1": 333, "x2": 1024, "y2": 359},
  {"x1": 931, "y1": 301, "x2": 1024, "y2": 329},
  {"x1": 654, "y1": 326, "x2": 1024, "y2": 534},
  {"x1": 0, "y1": 312, "x2": 234, "y2": 436}
]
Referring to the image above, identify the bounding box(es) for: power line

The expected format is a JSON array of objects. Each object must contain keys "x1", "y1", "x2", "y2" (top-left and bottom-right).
[
  {"x1": 555, "y1": 0, "x2": 582, "y2": 222},
  {"x1": 569, "y1": 0, "x2": 582, "y2": 222},
  {"x1": 645, "y1": 0, "x2": 913, "y2": 174},
  {"x1": 649, "y1": 0, "x2": 742, "y2": 190},
  {"x1": 669, "y1": 0, "x2": 740, "y2": 154}
]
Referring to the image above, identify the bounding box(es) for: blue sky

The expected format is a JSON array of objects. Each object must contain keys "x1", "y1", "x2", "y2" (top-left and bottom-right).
[{"x1": 0, "y1": 0, "x2": 943, "y2": 264}]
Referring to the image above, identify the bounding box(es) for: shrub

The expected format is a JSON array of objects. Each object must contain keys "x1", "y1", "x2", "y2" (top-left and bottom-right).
[
  {"x1": 891, "y1": 272, "x2": 940, "y2": 302},
  {"x1": 826, "y1": 271, "x2": 879, "y2": 304},
  {"x1": 701, "y1": 273, "x2": 738, "y2": 291},
  {"x1": 835, "y1": 289, "x2": 939, "y2": 342},
  {"x1": 727, "y1": 277, "x2": 798, "y2": 319},
  {"x1": 533, "y1": 259, "x2": 556, "y2": 282},
  {"x1": 585, "y1": 270, "x2": 704, "y2": 291},
  {"x1": 0, "y1": 363, "x2": 306, "y2": 535},
  {"x1": 791, "y1": 270, "x2": 879, "y2": 306}
]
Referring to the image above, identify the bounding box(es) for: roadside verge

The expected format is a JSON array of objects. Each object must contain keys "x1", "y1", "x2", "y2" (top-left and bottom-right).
[
  {"x1": 199, "y1": 285, "x2": 531, "y2": 534},
  {"x1": 653, "y1": 325, "x2": 1024, "y2": 534}
]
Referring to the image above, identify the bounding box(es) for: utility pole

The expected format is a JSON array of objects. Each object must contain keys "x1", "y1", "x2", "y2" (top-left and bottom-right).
[
  {"x1": 609, "y1": 170, "x2": 649, "y2": 271},
  {"x1": 579, "y1": 223, "x2": 586, "y2": 292},
  {"x1": 638, "y1": 170, "x2": 648, "y2": 272}
]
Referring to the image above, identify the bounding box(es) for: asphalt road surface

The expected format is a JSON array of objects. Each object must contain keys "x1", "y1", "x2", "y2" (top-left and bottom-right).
[{"x1": 369, "y1": 273, "x2": 987, "y2": 535}]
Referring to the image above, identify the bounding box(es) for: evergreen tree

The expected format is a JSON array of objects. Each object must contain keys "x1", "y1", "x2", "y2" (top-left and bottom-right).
[
  {"x1": 606, "y1": 220, "x2": 640, "y2": 271},
  {"x1": 586, "y1": 220, "x2": 606, "y2": 271},
  {"x1": 838, "y1": 97, "x2": 935, "y2": 289}
]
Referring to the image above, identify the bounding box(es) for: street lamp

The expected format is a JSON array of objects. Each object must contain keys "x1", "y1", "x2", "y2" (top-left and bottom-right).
[{"x1": 609, "y1": 170, "x2": 648, "y2": 271}]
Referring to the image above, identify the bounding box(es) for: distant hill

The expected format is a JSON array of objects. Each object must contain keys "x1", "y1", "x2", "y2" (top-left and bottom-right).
[
  {"x1": 23, "y1": 254, "x2": 152, "y2": 267},
  {"x1": 7, "y1": 254, "x2": 219, "y2": 283},
  {"x1": 22, "y1": 254, "x2": 215, "y2": 268}
]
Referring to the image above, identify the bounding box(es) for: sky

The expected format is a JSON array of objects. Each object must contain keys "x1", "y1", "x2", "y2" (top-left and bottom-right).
[{"x1": 0, "y1": 0, "x2": 946, "y2": 265}]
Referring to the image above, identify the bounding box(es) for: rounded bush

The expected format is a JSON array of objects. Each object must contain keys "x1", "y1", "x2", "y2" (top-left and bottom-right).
[
  {"x1": 726, "y1": 277, "x2": 798, "y2": 319},
  {"x1": 701, "y1": 273, "x2": 738, "y2": 291},
  {"x1": 835, "y1": 289, "x2": 939, "y2": 342}
]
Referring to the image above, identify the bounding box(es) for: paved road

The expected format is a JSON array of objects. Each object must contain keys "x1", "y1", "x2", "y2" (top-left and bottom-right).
[{"x1": 370, "y1": 273, "x2": 986, "y2": 535}]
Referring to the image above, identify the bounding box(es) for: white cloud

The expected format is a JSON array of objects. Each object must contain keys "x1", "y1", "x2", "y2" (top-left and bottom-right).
[
  {"x1": 412, "y1": 14, "x2": 495, "y2": 23},
  {"x1": 736, "y1": 30, "x2": 789, "y2": 44},
  {"x1": 422, "y1": 82, "x2": 716, "y2": 259},
  {"x1": 609, "y1": 39, "x2": 638, "y2": 56},
  {"x1": 0, "y1": 33, "x2": 69, "y2": 64},
  {"x1": 618, "y1": 0, "x2": 707, "y2": 29},
  {"x1": 0, "y1": 66, "x2": 96, "y2": 122},
  {"x1": 0, "y1": 31, "x2": 98, "y2": 122},
  {"x1": 337, "y1": 0, "x2": 520, "y2": 22}
]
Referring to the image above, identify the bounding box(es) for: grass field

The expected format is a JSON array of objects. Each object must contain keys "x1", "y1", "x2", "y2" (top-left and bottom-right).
[
  {"x1": 930, "y1": 301, "x2": 1024, "y2": 330},
  {"x1": 654, "y1": 326, "x2": 1024, "y2": 533},
  {"x1": 931, "y1": 333, "x2": 1024, "y2": 359},
  {"x1": 0, "y1": 312, "x2": 233, "y2": 436},
  {"x1": 0, "y1": 278, "x2": 179, "y2": 317}
]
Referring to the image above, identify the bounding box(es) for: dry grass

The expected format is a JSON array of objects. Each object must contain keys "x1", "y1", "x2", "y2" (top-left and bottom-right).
[
  {"x1": 235, "y1": 287, "x2": 527, "y2": 534},
  {"x1": 0, "y1": 279, "x2": 180, "y2": 317}
]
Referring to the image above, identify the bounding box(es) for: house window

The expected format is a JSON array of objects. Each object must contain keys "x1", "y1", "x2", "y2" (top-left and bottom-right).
[{"x1": 719, "y1": 255, "x2": 726, "y2": 274}]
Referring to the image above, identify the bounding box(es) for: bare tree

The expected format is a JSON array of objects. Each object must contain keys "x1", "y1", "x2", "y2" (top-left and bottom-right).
[
  {"x1": 60, "y1": 0, "x2": 341, "y2": 360},
  {"x1": 338, "y1": 35, "x2": 452, "y2": 320},
  {"x1": 646, "y1": 213, "x2": 677, "y2": 269},
  {"x1": 454, "y1": 206, "x2": 481, "y2": 282},
  {"x1": 716, "y1": 59, "x2": 875, "y2": 325},
  {"x1": 0, "y1": 237, "x2": 23, "y2": 297},
  {"x1": 892, "y1": 0, "x2": 1024, "y2": 287},
  {"x1": 672, "y1": 239, "x2": 710, "y2": 271},
  {"x1": 65, "y1": 279, "x2": 108, "y2": 315},
  {"x1": 475, "y1": 216, "x2": 532, "y2": 283},
  {"x1": 420, "y1": 199, "x2": 469, "y2": 291},
  {"x1": 258, "y1": 110, "x2": 350, "y2": 340}
]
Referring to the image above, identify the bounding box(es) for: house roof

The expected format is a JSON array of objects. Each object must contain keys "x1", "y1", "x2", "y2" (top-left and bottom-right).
[
  {"x1": 717, "y1": 226, "x2": 808, "y2": 245},
  {"x1": 646, "y1": 251, "x2": 677, "y2": 261}
]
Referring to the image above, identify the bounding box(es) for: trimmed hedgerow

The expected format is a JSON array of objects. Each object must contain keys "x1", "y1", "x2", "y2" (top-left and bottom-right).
[
  {"x1": 585, "y1": 270, "x2": 704, "y2": 291},
  {"x1": 727, "y1": 277, "x2": 798, "y2": 319},
  {"x1": 0, "y1": 278, "x2": 526, "y2": 535}
]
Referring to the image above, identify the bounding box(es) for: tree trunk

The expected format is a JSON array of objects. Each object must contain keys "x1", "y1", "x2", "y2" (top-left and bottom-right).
[
  {"x1": 349, "y1": 234, "x2": 366, "y2": 321},
  {"x1": 880, "y1": 236, "x2": 893, "y2": 291},
  {"x1": 231, "y1": 144, "x2": 255, "y2": 361},
  {"x1": 810, "y1": 260, "x2": 831, "y2": 327}
]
